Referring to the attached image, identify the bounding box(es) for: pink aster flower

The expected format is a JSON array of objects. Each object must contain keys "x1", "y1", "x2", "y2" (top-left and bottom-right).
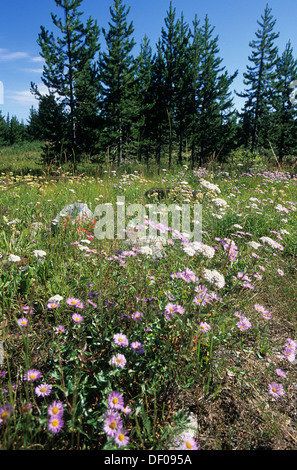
[
  {"x1": 130, "y1": 341, "x2": 145, "y2": 354},
  {"x1": 182, "y1": 434, "x2": 199, "y2": 450},
  {"x1": 254, "y1": 304, "x2": 266, "y2": 313},
  {"x1": 283, "y1": 347, "x2": 296, "y2": 363},
  {"x1": 164, "y1": 303, "x2": 177, "y2": 320},
  {"x1": 103, "y1": 410, "x2": 123, "y2": 438},
  {"x1": 111, "y1": 354, "x2": 126, "y2": 369},
  {"x1": 113, "y1": 333, "x2": 129, "y2": 347},
  {"x1": 66, "y1": 297, "x2": 80, "y2": 306},
  {"x1": 199, "y1": 322, "x2": 211, "y2": 333},
  {"x1": 47, "y1": 400, "x2": 64, "y2": 417},
  {"x1": 262, "y1": 310, "x2": 271, "y2": 320},
  {"x1": 48, "y1": 415, "x2": 64, "y2": 434},
  {"x1": 47, "y1": 302, "x2": 60, "y2": 309},
  {"x1": 236, "y1": 316, "x2": 252, "y2": 331},
  {"x1": 0, "y1": 404, "x2": 13, "y2": 424},
  {"x1": 121, "y1": 405, "x2": 132, "y2": 415},
  {"x1": 54, "y1": 325, "x2": 66, "y2": 334},
  {"x1": 23, "y1": 369, "x2": 42, "y2": 382},
  {"x1": 268, "y1": 382, "x2": 284, "y2": 398},
  {"x1": 108, "y1": 391, "x2": 125, "y2": 410},
  {"x1": 17, "y1": 317, "x2": 28, "y2": 327},
  {"x1": 131, "y1": 311, "x2": 143, "y2": 321},
  {"x1": 35, "y1": 383, "x2": 52, "y2": 397},
  {"x1": 72, "y1": 313, "x2": 83, "y2": 323},
  {"x1": 277, "y1": 269, "x2": 284, "y2": 276},
  {"x1": 276, "y1": 368, "x2": 286, "y2": 378},
  {"x1": 114, "y1": 427, "x2": 130, "y2": 448}
]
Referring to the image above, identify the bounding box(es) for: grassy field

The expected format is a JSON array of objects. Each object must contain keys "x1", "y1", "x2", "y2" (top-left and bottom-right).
[{"x1": 0, "y1": 146, "x2": 297, "y2": 450}]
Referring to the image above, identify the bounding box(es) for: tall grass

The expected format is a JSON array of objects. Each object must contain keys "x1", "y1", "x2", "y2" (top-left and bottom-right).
[{"x1": 0, "y1": 158, "x2": 296, "y2": 449}]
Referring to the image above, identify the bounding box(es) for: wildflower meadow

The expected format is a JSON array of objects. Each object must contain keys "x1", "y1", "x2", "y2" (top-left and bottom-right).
[{"x1": 0, "y1": 158, "x2": 297, "y2": 451}]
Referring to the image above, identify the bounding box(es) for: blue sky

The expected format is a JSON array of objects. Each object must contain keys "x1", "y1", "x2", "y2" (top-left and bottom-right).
[{"x1": 0, "y1": 0, "x2": 297, "y2": 123}]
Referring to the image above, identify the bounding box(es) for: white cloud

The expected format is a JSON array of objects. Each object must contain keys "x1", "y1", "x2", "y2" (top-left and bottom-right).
[
  {"x1": 7, "y1": 84, "x2": 48, "y2": 105},
  {"x1": 30, "y1": 56, "x2": 44, "y2": 63},
  {"x1": 7, "y1": 90, "x2": 38, "y2": 105},
  {"x1": 21, "y1": 67, "x2": 44, "y2": 74},
  {"x1": 0, "y1": 48, "x2": 29, "y2": 61}
]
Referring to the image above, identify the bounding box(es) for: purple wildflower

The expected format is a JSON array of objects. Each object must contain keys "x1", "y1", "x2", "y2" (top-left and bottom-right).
[
  {"x1": 23, "y1": 369, "x2": 42, "y2": 382},
  {"x1": 108, "y1": 391, "x2": 124, "y2": 410},
  {"x1": 130, "y1": 341, "x2": 145, "y2": 354},
  {"x1": 35, "y1": 383, "x2": 52, "y2": 397},
  {"x1": 17, "y1": 317, "x2": 28, "y2": 327},
  {"x1": 0, "y1": 404, "x2": 13, "y2": 424},
  {"x1": 48, "y1": 400, "x2": 64, "y2": 417},
  {"x1": 48, "y1": 415, "x2": 64, "y2": 434},
  {"x1": 113, "y1": 333, "x2": 129, "y2": 347},
  {"x1": 103, "y1": 410, "x2": 123, "y2": 438},
  {"x1": 72, "y1": 313, "x2": 83, "y2": 323},
  {"x1": 236, "y1": 316, "x2": 252, "y2": 331},
  {"x1": 199, "y1": 322, "x2": 211, "y2": 333},
  {"x1": 268, "y1": 382, "x2": 284, "y2": 398},
  {"x1": 111, "y1": 354, "x2": 127, "y2": 369},
  {"x1": 114, "y1": 428, "x2": 130, "y2": 448},
  {"x1": 182, "y1": 434, "x2": 199, "y2": 450}
]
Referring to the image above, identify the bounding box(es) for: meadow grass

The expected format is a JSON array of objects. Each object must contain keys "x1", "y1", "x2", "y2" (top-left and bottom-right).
[{"x1": 0, "y1": 156, "x2": 297, "y2": 450}]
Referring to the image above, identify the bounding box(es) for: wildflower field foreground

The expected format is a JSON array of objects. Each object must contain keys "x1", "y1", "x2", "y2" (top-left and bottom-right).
[{"x1": 0, "y1": 162, "x2": 297, "y2": 450}]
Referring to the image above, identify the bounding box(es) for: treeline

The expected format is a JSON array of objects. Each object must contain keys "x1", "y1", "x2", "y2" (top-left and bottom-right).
[
  {"x1": 9, "y1": 1, "x2": 297, "y2": 166},
  {"x1": 0, "y1": 112, "x2": 34, "y2": 145}
]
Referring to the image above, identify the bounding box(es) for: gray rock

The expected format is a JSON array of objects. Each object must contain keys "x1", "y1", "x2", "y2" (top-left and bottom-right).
[
  {"x1": 30, "y1": 222, "x2": 43, "y2": 236},
  {"x1": 51, "y1": 203, "x2": 94, "y2": 232}
]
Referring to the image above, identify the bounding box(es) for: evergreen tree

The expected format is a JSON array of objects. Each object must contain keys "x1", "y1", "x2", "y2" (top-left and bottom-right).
[
  {"x1": 135, "y1": 35, "x2": 154, "y2": 164},
  {"x1": 174, "y1": 12, "x2": 193, "y2": 165},
  {"x1": 160, "y1": 0, "x2": 179, "y2": 168},
  {"x1": 99, "y1": 0, "x2": 136, "y2": 166},
  {"x1": 194, "y1": 15, "x2": 237, "y2": 166},
  {"x1": 31, "y1": 0, "x2": 100, "y2": 162},
  {"x1": 26, "y1": 106, "x2": 44, "y2": 142},
  {"x1": 189, "y1": 14, "x2": 202, "y2": 167},
  {"x1": 36, "y1": 93, "x2": 68, "y2": 163},
  {"x1": 269, "y1": 41, "x2": 297, "y2": 162},
  {"x1": 148, "y1": 40, "x2": 168, "y2": 170},
  {"x1": 237, "y1": 4, "x2": 279, "y2": 152},
  {"x1": 0, "y1": 112, "x2": 9, "y2": 145}
]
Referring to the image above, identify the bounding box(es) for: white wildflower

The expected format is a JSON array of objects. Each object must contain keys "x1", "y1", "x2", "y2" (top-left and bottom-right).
[
  {"x1": 8, "y1": 254, "x2": 21, "y2": 262},
  {"x1": 191, "y1": 242, "x2": 215, "y2": 259},
  {"x1": 212, "y1": 198, "x2": 228, "y2": 209},
  {"x1": 200, "y1": 180, "x2": 221, "y2": 193},
  {"x1": 247, "y1": 241, "x2": 262, "y2": 250},
  {"x1": 203, "y1": 268, "x2": 225, "y2": 289},
  {"x1": 33, "y1": 250, "x2": 47, "y2": 258},
  {"x1": 259, "y1": 236, "x2": 282, "y2": 250}
]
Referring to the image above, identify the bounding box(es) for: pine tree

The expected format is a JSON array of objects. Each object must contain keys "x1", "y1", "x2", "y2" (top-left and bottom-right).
[
  {"x1": 237, "y1": 4, "x2": 279, "y2": 152},
  {"x1": 160, "y1": 1, "x2": 179, "y2": 168},
  {"x1": 269, "y1": 41, "x2": 297, "y2": 162},
  {"x1": 189, "y1": 15, "x2": 202, "y2": 167},
  {"x1": 31, "y1": 0, "x2": 100, "y2": 162},
  {"x1": 0, "y1": 112, "x2": 9, "y2": 145},
  {"x1": 174, "y1": 12, "x2": 192, "y2": 165},
  {"x1": 148, "y1": 40, "x2": 168, "y2": 170},
  {"x1": 35, "y1": 94, "x2": 68, "y2": 163},
  {"x1": 135, "y1": 35, "x2": 154, "y2": 164},
  {"x1": 99, "y1": 0, "x2": 136, "y2": 166},
  {"x1": 195, "y1": 15, "x2": 237, "y2": 166}
]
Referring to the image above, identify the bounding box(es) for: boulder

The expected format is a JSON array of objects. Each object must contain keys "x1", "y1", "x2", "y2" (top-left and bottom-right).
[{"x1": 51, "y1": 203, "x2": 94, "y2": 232}]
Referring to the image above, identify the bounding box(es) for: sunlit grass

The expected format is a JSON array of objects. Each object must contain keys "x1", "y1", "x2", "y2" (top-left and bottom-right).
[{"x1": 0, "y1": 158, "x2": 296, "y2": 449}]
